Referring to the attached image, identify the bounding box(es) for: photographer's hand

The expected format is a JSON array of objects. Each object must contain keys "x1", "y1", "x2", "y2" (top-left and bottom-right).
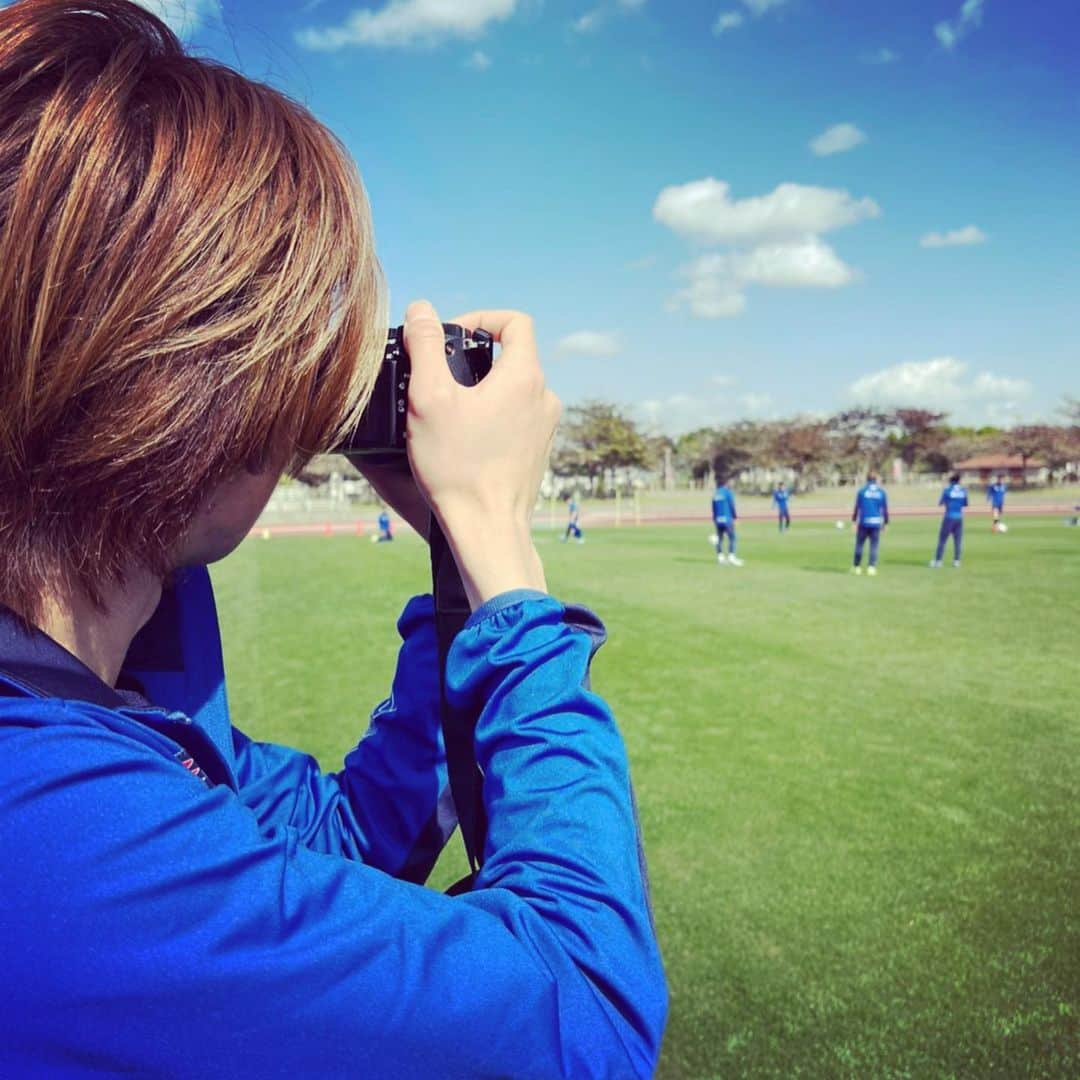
[{"x1": 404, "y1": 300, "x2": 559, "y2": 610}]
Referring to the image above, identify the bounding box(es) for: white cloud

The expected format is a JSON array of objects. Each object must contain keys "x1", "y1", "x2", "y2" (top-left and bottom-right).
[
  {"x1": 636, "y1": 375, "x2": 774, "y2": 434},
  {"x1": 809, "y1": 122, "x2": 868, "y2": 157},
  {"x1": 860, "y1": 46, "x2": 898, "y2": 65},
  {"x1": 934, "y1": 0, "x2": 985, "y2": 51},
  {"x1": 849, "y1": 357, "x2": 1031, "y2": 408},
  {"x1": 637, "y1": 395, "x2": 706, "y2": 434},
  {"x1": 731, "y1": 237, "x2": 855, "y2": 288},
  {"x1": 920, "y1": 225, "x2": 987, "y2": 248},
  {"x1": 657, "y1": 178, "x2": 877, "y2": 318},
  {"x1": 571, "y1": 9, "x2": 605, "y2": 32},
  {"x1": 556, "y1": 330, "x2": 620, "y2": 357},
  {"x1": 672, "y1": 238, "x2": 855, "y2": 318},
  {"x1": 297, "y1": 0, "x2": 517, "y2": 50},
  {"x1": 637, "y1": 388, "x2": 749, "y2": 434},
  {"x1": 466, "y1": 49, "x2": 492, "y2": 69},
  {"x1": 671, "y1": 272, "x2": 748, "y2": 319},
  {"x1": 971, "y1": 372, "x2": 1030, "y2": 398},
  {"x1": 712, "y1": 11, "x2": 744, "y2": 34},
  {"x1": 653, "y1": 178, "x2": 880, "y2": 245}
]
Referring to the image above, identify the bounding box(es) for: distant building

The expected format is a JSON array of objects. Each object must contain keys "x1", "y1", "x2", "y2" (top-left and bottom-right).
[{"x1": 954, "y1": 454, "x2": 1046, "y2": 484}]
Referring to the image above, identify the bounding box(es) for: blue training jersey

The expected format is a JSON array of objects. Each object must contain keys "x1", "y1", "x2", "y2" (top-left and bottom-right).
[
  {"x1": 0, "y1": 569, "x2": 667, "y2": 1078},
  {"x1": 940, "y1": 483, "x2": 969, "y2": 520},
  {"x1": 772, "y1": 489, "x2": 790, "y2": 509},
  {"x1": 987, "y1": 482, "x2": 1007, "y2": 509},
  {"x1": 712, "y1": 486, "x2": 737, "y2": 524},
  {"x1": 853, "y1": 482, "x2": 889, "y2": 527}
]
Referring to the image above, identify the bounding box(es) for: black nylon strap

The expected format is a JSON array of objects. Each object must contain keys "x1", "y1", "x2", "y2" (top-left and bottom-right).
[{"x1": 430, "y1": 516, "x2": 487, "y2": 887}]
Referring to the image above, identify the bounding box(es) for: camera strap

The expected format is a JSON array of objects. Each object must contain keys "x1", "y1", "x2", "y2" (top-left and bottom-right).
[{"x1": 429, "y1": 517, "x2": 487, "y2": 894}]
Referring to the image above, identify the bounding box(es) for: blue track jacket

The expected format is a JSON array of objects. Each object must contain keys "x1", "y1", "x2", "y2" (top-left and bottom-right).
[
  {"x1": 852, "y1": 483, "x2": 889, "y2": 528},
  {"x1": 0, "y1": 567, "x2": 666, "y2": 1078},
  {"x1": 711, "y1": 486, "x2": 737, "y2": 524}
]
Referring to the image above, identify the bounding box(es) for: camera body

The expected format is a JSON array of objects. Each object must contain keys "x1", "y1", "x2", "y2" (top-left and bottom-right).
[{"x1": 337, "y1": 323, "x2": 494, "y2": 460}]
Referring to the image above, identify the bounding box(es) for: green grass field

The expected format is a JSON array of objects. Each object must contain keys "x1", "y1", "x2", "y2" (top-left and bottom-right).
[{"x1": 210, "y1": 516, "x2": 1080, "y2": 1079}]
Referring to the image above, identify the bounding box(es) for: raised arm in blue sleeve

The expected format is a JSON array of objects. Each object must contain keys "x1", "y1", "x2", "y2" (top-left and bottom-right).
[
  {"x1": 451, "y1": 591, "x2": 666, "y2": 1074},
  {"x1": 230, "y1": 594, "x2": 454, "y2": 881}
]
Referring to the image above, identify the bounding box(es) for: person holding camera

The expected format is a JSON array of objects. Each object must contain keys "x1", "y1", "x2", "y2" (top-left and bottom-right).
[{"x1": 0, "y1": 2, "x2": 667, "y2": 1076}]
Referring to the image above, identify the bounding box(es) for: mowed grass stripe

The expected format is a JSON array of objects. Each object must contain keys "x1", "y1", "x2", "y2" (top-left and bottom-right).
[{"x1": 211, "y1": 516, "x2": 1080, "y2": 1078}]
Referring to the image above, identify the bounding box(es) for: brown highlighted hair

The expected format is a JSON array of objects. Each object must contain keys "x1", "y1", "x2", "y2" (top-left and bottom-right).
[{"x1": 0, "y1": 0, "x2": 385, "y2": 622}]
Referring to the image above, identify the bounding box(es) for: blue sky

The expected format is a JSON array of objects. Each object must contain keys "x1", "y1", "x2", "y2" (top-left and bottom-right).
[{"x1": 69, "y1": 1, "x2": 1080, "y2": 429}]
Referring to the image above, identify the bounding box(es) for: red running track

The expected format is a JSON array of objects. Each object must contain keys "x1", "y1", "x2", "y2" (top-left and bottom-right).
[{"x1": 250, "y1": 503, "x2": 1075, "y2": 539}]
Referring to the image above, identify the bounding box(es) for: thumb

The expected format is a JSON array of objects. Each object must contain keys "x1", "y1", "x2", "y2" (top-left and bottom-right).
[{"x1": 403, "y1": 300, "x2": 449, "y2": 395}]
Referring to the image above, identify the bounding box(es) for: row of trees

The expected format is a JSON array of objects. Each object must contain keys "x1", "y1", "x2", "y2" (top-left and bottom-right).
[{"x1": 550, "y1": 398, "x2": 1080, "y2": 493}]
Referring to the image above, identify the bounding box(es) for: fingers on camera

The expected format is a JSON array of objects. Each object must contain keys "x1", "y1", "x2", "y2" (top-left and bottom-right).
[{"x1": 449, "y1": 309, "x2": 530, "y2": 343}]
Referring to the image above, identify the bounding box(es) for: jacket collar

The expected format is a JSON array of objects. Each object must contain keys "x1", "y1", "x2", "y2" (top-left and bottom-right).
[{"x1": 0, "y1": 605, "x2": 146, "y2": 708}]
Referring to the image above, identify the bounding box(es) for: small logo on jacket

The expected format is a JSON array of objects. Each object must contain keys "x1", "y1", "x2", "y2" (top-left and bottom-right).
[{"x1": 174, "y1": 750, "x2": 212, "y2": 788}]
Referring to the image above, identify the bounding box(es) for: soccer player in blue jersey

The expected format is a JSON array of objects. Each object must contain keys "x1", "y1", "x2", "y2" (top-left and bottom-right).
[
  {"x1": 772, "y1": 482, "x2": 792, "y2": 532},
  {"x1": 987, "y1": 473, "x2": 1007, "y2": 532},
  {"x1": 850, "y1": 471, "x2": 889, "y2": 575},
  {"x1": 562, "y1": 493, "x2": 584, "y2": 543},
  {"x1": 931, "y1": 472, "x2": 969, "y2": 567},
  {"x1": 712, "y1": 479, "x2": 744, "y2": 565},
  {"x1": 376, "y1": 508, "x2": 394, "y2": 542}
]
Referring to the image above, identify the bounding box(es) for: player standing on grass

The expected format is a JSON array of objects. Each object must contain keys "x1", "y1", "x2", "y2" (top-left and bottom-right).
[
  {"x1": 561, "y1": 493, "x2": 584, "y2": 544},
  {"x1": 850, "y1": 472, "x2": 889, "y2": 576},
  {"x1": 987, "y1": 473, "x2": 1007, "y2": 532},
  {"x1": 931, "y1": 472, "x2": 969, "y2": 568},
  {"x1": 772, "y1": 482, "x2": 792, "y2": 533},
  {"x1": 712, "y1": 479, "x2": 743, "y2": 566},
  {"x1": 376, "y1": 508, "x2": 393, "y2": 543}
]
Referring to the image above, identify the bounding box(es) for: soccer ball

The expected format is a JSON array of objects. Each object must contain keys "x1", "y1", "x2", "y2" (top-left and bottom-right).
[
  {"x1": 835, "y1": 520, "x2": 845, "y2": 530},
  {"x1": 708, "y1": 532, "x2": 718, "y2": 544},
  {"x1": 998, "y1": 522, "x2": 1008, "y2": 533}
]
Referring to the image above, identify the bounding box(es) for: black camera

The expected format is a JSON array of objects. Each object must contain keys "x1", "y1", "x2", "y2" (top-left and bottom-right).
[{"x1": 337, "y1": 323, "x2": 494, "y2": 459}]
